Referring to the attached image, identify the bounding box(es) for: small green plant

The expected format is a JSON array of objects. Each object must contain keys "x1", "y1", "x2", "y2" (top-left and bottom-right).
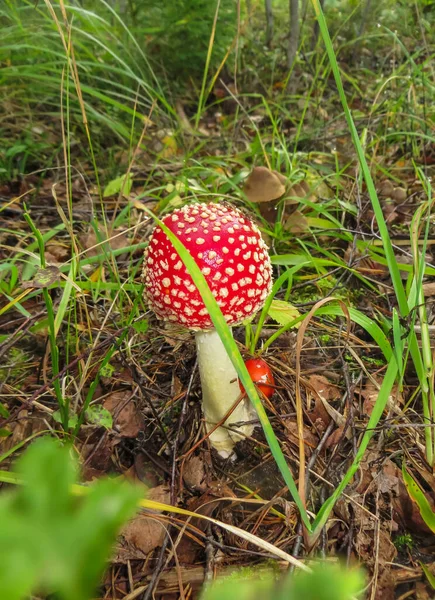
[
  {"x1": 0, "y1": 437, "x2": 142, "y2": 600},
  {"x1": 394, "y1": 533, "x2": 414, "y2": 552}
]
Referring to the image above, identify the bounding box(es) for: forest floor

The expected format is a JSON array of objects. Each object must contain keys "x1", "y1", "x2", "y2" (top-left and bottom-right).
[{"x1": 1, "y1": 20, "x2": 435, "y2": 600}]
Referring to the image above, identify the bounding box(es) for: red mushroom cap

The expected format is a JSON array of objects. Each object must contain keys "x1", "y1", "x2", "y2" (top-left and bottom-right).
[
  {"x1": 142, "y1": 202, "x2": 273, "y2": 330},
  {"x1": 239, "y1": 358, "x2": 275, "y2": 399}
]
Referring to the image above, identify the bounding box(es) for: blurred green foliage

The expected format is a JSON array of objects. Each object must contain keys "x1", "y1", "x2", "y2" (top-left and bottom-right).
[
  {"x1": 0, "y1": 437, "x2": 142, "y2": 600},
  {"x1": 201, "y1": 562, "x2": 365, "y2": 600},
  {"x1": 141, "y1": 0, "x2": 237, "y2": 85}
]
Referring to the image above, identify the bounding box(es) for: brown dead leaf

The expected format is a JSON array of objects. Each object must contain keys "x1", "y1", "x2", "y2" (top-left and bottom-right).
[
  {"x1": 324, "y1": 425, "x2": 347, "y2": 449},
  {"x1": 103, "y1": 391, "x2": 143, "y2": 438},
  {"x1": 284, "y1": 210, "x2": 308, "y2": 233},
  {"x1": 115, "y1": 485, "x2": 170, "y2": 562},
  {"x1": 307, "y1": 375, "x2": 341, "y2": 403},
  {"x1": 415, "y1": 581, "x2": 432, "y2": 600},
  {"x1": 79, "y1": 227, "x2": 129, "y2": 258},
  {"x1": 45, "y1": 242, "x2": 70, "y2": 264},
  {"x1": 243, "y1": 166, "x2": 286, "y2": 203},
  {"x1": 0, "y1": 409, "x2": 47, "y2": 457},
  {"x1": 307, "y1": 395, "x2": 331, "y2": 433},
  {"x1": 183, "y1": 455, "x2": 207, "y2": 492},
  {"x1": 394, "y1": 477, "x2": 435, "y2": 536},
  {"x1": 422, "y1": 282, "x2": 435, "y2": 297},
  {"x1": 284, "y1": 419, "x2": 318, "y2": 454}
]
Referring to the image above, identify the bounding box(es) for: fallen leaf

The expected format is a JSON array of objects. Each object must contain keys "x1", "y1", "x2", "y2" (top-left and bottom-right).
[
  {"x1": 283, "y1": 420, "x2": 318, "y2": 454},
  {"x1": 422, "y1": 282, "x2": 435, "y2": 297},
  {"x1": 22, "y1": 266, "x2": 60, "y2": 289},
  {"x1": 307, "y1": 375, "x2": 341, "y2": 403},
  {"x1": 183, "y1": 455, "x2": 207, "y2": 492},
  {"x1": 284, "y1": 209, "x2": 308, "y2": 233},
  {"x1": 243, "y1": 166, "x2": 286, "y2": 203},
  {"x1": 103, "y1": 391, "x2": 143, "y2": 438},
  {"x1": 79, "y1": 227, "x2": 129, "y2": 258},
  {"x1": 115, "y1": 485, "x2": 170, "y2": 562}
]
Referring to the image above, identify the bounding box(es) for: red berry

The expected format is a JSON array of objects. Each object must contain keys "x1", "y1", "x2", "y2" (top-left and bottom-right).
[{"x1": 239, "y1": 358, "x2": 275, "y2": 399}]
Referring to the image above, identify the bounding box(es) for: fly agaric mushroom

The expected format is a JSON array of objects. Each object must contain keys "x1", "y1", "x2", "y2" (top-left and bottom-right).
[
  {"x1": 142, "y1": 202, "x2": 273, "y2": 456},
  {"x1": 239, "y1": 358, "x2": 275, "y2": 400}
]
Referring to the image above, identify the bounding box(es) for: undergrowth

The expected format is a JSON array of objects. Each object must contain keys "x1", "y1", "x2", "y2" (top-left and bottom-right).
[{"x1": 0, "y1": 0, "x2": 435, "y2": 598}]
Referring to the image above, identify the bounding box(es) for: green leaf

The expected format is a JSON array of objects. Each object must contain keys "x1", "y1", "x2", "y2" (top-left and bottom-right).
[
  {"x1": 52, "y1": 410, "x2": 78, "y2": 430},
  {"x1": 85, "y1": 405, "x2": 113, "y2": 429},
  {"x1": 420, "y1": 562, "x2": 435, "y2": 590},
  {"x1": 0, "y1": 402, "x2": 10, "y2": 418},
  {"x1": 201, "y1": 562, "x2": 364, "y2": 600},
  {"x1": 0, "y1": 437, "x2": 141, "y2": 600},
  {"x1": 0, "y1": 429, "x2": 12, "y2": 438},
  {"x1": 100, "y1": 362, "x2": 115, "y2": 378},
  {"x1": 402, "y1": 464, "x2": 435, "y2": 533},
  {"x1": 132, "y1": 319, "x2": 149, "y2": 334},
  {"x1": 267, "y1": 299, "x2": 301, "y2": 327},
  {"x1": 103, "y1": 173, "x2": 133, "y2": 198}
]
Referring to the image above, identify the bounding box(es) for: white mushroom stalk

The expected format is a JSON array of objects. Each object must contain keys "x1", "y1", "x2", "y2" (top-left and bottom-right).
[
  {"x1": 142, "y1": 202, "x2": 273, "y2": 456},
  {"x1": 195, "y1": 328, "x2": 256, "y2": 457}
]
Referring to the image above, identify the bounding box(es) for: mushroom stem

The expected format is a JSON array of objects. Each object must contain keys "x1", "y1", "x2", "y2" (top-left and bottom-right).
[{"x1": 195, "y1": 329, "x2": 255, "y2": 457}]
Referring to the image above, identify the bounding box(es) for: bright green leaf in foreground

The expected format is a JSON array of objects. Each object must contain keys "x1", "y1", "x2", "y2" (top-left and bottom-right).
[
  {"x1": 0, "y1": 437, "x2": 142, "y2": 600},
  {"x1": 267, "y1": 299, "x2": 301, "y2": 327},
  {"x1": 201, "y1": 562, "x2": 364, "y2": 600}
]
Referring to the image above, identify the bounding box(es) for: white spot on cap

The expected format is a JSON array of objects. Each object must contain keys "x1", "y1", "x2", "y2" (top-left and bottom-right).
[
  {"x1": 174, "y1": 261, "x2": 183, "y2": 270},
  {"x1": 237, "y1": 264, "x2": 244, "y2": 272},
  {"x1": 228, "y1": 237, "x2": 235, "y2": 244},
  {"x1": 202, "y1": 267, "x2": 211, "y2": 276},
  {"x1": 162, "y1": 277, "x2": 171, "y2": 287},
  {"x1": 256, "y1": 274, "x2": 264, "y2": 285},
  {"x1": 213, "y1": 236, "x2": 220, "y2": 242},
  {"x1": 248, "y1": 265, "x2": 256, "y2": 274},
  {"x1": 219, "y1": 287, "x2": 229, "y2": 298},
  {"x1": 208, "y1": 251, "x2": 217, "y2": 260},
  {"x1": 225, "y1": 267, "x2": 235, "y2": 276},
  {"x1": 213, "y1": 272, "x2": 222, "y2": 281},
  {"x1": 231, "y1": 283, "x2": 239, "y2": 291}
]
